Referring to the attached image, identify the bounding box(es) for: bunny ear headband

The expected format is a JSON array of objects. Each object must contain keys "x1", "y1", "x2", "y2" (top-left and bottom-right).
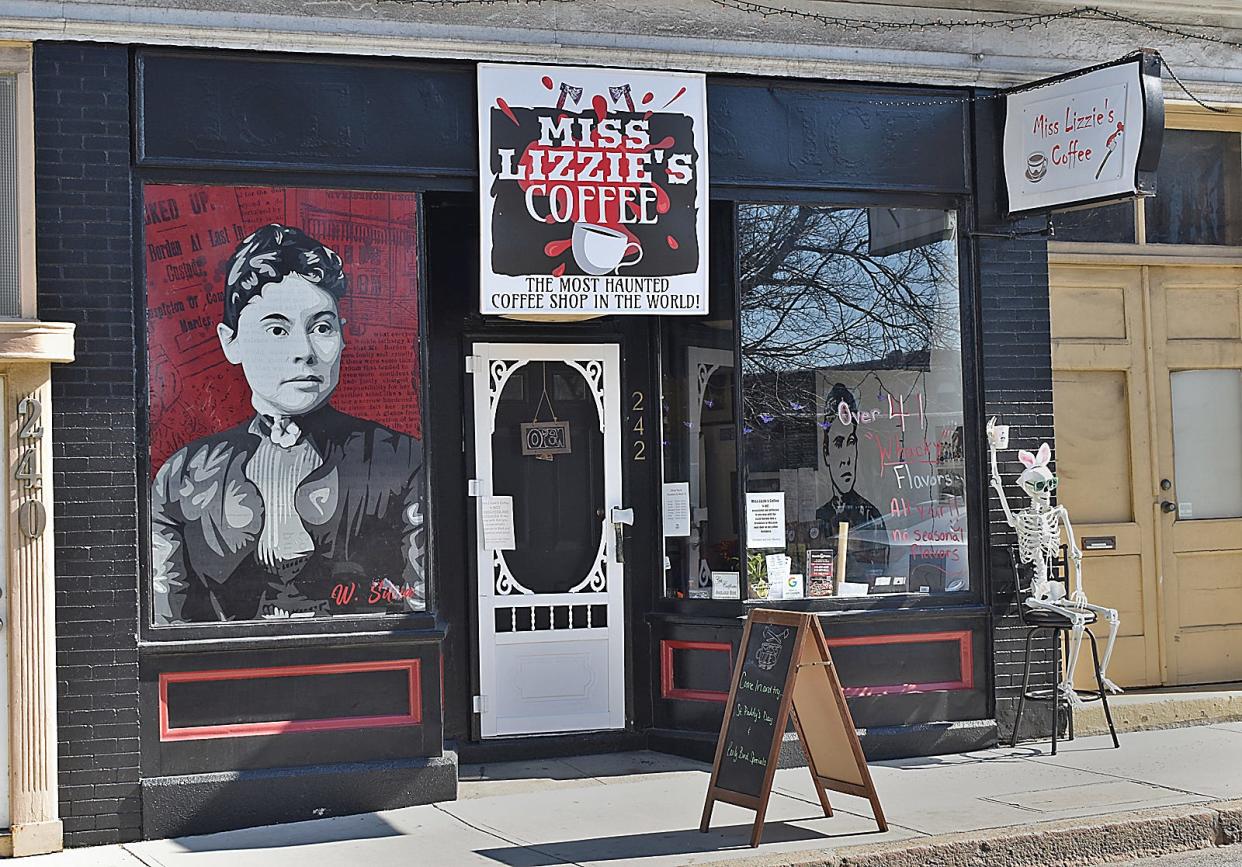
[{"x1": 1018, "y1": 442, "x2": 1052, "y2": 469}]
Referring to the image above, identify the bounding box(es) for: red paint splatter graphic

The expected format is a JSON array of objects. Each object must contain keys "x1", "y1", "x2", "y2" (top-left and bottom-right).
[
  {"x1": 591, "y1": 94, "x2": 611, "y2": 121},
  {"x1": 653, "y1": 182, "x2": 670, "y2": 215},
  {"x1": 666, "y1": 235, "x2": 680, "y2": 250},
  {"x1": 643, "y1": 111, "x2": 653, "y2": 121},
  {"x1": 544, "y1": 238, "x2": 573, "y2": 258},
  {"x1": 646, "y1": 136, "x2": 676, "y2": 152},
  {"x1": 662, "y1": 87, "x2": 687, "y2": 108},
  {"x1": 496, "y1": 97, "x2": 519, "y2": 126},
  {"x1": 641, "y1": 91, "x2": 654, "y2": 105},
  {"x1": 592, "y1": 94, "x2": 609, "y2": 122},
  {"x1": 541, "y1": 76, "x2": 554, "y2": 90},
  {"x1": 552, "y1": 263, "x2": 566, "y2": 277}
]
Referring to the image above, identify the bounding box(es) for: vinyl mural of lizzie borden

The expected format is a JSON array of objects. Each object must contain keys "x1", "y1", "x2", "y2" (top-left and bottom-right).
[
  {"x1": 151, "y1": 224, "x2": 424, "y2": 625},
  {"x1": 817, "y1": 382, "x2": 888, "y2": 583}
]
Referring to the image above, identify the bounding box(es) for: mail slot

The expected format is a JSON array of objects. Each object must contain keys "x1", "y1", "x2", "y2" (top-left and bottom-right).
[{"x1": 1083, "y1": 536, "x2": 1117, "y2": 551}]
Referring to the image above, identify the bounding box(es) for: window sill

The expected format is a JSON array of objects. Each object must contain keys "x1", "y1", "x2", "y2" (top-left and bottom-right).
[{"x1": 655, "y1": 593, "x2": 985, "y2": 621}]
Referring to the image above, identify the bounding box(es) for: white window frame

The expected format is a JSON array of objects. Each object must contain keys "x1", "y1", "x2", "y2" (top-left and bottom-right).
[{"x1": 0, "y1": 44, "x2": 37, "y2": 318}]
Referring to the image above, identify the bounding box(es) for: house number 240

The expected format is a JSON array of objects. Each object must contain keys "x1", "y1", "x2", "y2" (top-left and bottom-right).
[{"x1": 15, "y1": 397, "x2": 46, "y2": 539}]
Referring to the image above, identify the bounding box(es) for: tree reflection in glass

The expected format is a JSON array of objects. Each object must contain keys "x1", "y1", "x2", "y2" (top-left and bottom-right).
[{"x1": 738, "y1": 205, "x2": 970, "y2": 597}]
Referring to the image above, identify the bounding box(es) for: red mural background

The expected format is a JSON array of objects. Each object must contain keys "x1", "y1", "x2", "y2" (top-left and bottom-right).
[{"x1": 145, "y1": 185, "x2": 421, "y2": 476}]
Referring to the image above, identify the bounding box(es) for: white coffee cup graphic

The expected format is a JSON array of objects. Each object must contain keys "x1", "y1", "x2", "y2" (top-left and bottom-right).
[{"x1": 571, "y1": 222, "x2": 643, "y2": 276}]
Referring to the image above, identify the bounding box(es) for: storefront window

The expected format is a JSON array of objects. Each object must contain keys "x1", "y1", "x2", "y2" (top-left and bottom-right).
[
  {"x1": 144, "y1": 185, "x2": 427, "y2": 625},
  {"x1": 1053, "y1": 202, "x2": 1136, "y2": 244},
  {"x1": 661, "y1": 204, "x2": 739, "y2": 599},
  {"x1": 738, "y1": 204, "x2": 968, "y2": 600},
  {"x1": 1145, "y1": 129, "x2": 1242, "y2": 246}
]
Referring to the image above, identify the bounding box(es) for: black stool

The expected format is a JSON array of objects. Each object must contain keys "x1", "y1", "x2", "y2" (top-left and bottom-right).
[{"x1": 1009, "y1": 547, "x2": 1119, "y2": 755}]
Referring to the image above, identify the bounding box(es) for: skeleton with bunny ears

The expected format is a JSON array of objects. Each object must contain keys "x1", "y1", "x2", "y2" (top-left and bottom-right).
[{"x1": 987, "y1": 418, "x2": 1123, "y2": 704}]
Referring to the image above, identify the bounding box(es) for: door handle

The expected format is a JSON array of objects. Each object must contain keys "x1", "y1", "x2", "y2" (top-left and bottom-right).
[
  {"x1": 1160, "y1": 500, "x2": 1177, "y2": 514},
  {"x1": 610, "y1": 507, "x2": 634, "y2": 565}
]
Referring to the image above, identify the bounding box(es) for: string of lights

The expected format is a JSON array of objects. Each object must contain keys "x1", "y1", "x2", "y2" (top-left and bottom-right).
[
  {"x1": 704, "y1": 0, "x2": 1242, "y2": 51},
  {"x1": 375, "y1": 0, "x2": 1232, "y2": 110}
]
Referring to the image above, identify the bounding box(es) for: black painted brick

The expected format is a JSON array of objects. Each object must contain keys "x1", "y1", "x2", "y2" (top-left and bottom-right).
[
  {"x1": 36, "y1": 42, "x2": 141, "y2": 846},
  {"x1": 978, "y1": 234, "x2": 1059, "y2": 743}
]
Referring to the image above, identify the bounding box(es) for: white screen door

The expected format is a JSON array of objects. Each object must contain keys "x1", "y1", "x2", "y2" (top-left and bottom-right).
[{"x1": 470, "y1": 343, "x2": 625, "y2": 737}]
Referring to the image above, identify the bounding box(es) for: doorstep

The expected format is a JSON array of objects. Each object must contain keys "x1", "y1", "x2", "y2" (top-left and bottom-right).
[{"x1": 1075, "y1": 681, "x2": 1242, "y2": 737}]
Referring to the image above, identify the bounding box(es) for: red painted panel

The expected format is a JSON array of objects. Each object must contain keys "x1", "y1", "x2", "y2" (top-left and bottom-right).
[
  {"x1": 660, "y1": 640, "x2": 733, "y2": 703},
  {"x1": 159, "y1": 659, "x2": 422, "y2": 741},
  {"x1": 825, "y1": 630, "x2": 974, "y2": 697}
]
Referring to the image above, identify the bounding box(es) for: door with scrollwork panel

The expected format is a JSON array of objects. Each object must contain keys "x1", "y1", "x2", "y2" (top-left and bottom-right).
[{"x1": 470, "y1": 343, "x2": 624, "y2": 737}]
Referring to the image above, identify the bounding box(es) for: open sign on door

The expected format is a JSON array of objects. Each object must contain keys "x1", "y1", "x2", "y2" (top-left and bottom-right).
[{"x1": 521, "y1": 420, "x2": 572, "y2": 456}]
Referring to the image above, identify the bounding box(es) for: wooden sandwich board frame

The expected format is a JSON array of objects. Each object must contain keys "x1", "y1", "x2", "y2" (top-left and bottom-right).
[{"x1": 700, "y1": 609, "x2": 886, "y2": 847}]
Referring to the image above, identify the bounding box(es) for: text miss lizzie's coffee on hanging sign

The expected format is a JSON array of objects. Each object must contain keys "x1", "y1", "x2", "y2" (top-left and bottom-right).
[
  {"x1": 1003, "y1": 52, "x2": 1163, "y2": 216},
  {"x1": 479, "y1": 63, "x2": 709, "y2": 316}
]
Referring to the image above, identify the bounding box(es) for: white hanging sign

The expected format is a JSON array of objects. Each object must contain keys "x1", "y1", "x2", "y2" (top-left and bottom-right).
[
  {"x1": 478, "y1": 63, "x2": 709, "y2": 316},
  {"x1": 1004, "y1": 51, "x2": 1163, "y2": 216}
]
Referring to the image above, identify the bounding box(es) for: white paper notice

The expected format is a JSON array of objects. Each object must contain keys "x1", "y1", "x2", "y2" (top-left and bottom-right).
[
  {"x1": 662, "y1": 482, "x2": 691, "y2": 537},
  {"x1": 766, "y1": 554, "x2": 791, "y2": 596},
  {"x1": 745, "y1": 492, "x2": 786, "y2": 549},
  {"x1": 481, "y1": 495, "x2": 516, "y2": 550},
  {"x1": 711, "y1": 571, "x2": 740, "y2": 600}
]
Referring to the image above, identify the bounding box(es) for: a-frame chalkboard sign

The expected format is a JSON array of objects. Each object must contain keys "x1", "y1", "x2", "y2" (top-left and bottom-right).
[{"x1": 700, "y1": 609, "x2": 886, "y2": 847}]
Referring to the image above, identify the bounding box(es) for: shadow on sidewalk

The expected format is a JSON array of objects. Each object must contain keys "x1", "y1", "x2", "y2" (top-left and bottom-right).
[
  {"x1": 165, "y1": 812, "x2": 405, "y2": 853},
  {"x1": 474, "y1": 822, "x2": 888, "y2": 865}
]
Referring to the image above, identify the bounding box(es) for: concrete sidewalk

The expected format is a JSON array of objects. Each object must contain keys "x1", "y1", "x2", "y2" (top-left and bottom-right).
[{"x1": 20, "y1": 723, "x2": 1242, "y2": 867}]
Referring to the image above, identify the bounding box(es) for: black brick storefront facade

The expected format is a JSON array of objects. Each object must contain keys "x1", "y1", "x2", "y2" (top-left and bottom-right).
[
  {"x1": 35, "y1": 42, "x2": 143, "y2": 846},
  {"x1": 32, "y1": 42, "x2": 1056, "y2": 845}
]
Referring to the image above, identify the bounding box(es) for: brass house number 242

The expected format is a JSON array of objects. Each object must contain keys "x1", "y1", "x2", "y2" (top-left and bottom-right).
[
  {"x1": 631, "y1": 390, "x2": 647, "y2": 461},
  {"x1": 15, "y1": 396, "x2": 47, "y2": 539}
]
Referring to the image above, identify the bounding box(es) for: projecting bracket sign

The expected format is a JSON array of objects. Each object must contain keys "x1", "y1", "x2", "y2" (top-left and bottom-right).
[{"x1": 1003, "y1": 50, "x2": 1164, "y2": 217}]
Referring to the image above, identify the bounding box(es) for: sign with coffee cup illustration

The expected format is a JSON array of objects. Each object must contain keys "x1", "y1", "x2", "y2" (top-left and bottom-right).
[
  {"x1": 1003, "y1": 51, "x2": 1163, "y2": 216},
  {"x1": 479, "y1": 63, "x2": 708, "y2": 315}
]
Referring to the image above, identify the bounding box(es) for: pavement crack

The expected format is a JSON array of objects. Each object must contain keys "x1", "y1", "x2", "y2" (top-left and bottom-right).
[
  {"x1": 432, "y1": 803, "x2": 586, "y2": 866},
  {"x1": 120, "y1": 844, "x2": 168, "y2": 867},
  {"x1": 768, "y1": 784, "x2": 927, "y2": 836},
  {"x1": 1023, "y1": 756, "x2": 1216, "y2": 801}
]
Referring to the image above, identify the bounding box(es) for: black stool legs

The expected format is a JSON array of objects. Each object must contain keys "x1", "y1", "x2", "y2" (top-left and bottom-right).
[
  {"x1": 1088, "y1": 629, "x2": 1121, "y2": 749},
  {"x1": 1012, "y1": 624, "x2": 1120, "y2": 754}
]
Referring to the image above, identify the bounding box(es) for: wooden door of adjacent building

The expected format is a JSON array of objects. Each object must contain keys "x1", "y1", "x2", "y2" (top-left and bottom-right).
[{"x1": 1051, "y1": 260, "x2": 1242, "y2": 687}]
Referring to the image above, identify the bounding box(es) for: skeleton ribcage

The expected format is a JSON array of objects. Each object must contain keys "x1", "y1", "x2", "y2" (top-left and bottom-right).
[{"x1": 1016, "y1": 511, "x2": 1060, "y2": 572}]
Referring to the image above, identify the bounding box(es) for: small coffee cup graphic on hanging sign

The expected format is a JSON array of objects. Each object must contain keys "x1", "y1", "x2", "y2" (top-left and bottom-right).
[
  {"x1": 1025, "y1": 152, "x2": 1048, "y2": 184},
  {"x1": 571, "y1": 222, "x2": 643, "y2": 276}
]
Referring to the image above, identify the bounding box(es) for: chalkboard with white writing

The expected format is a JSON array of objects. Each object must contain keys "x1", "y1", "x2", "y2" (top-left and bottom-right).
[
  {"x1": 701, "y1": 609, "x2": 887, "y2": 848},
  {"x1": 714, "y1": 620, "x2": 800, "y2": 799}
]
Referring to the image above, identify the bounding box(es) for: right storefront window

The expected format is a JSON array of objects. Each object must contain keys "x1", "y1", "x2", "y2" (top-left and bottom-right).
[{"x1": 737, "y1": 204, "x2": 969, "y2": 600}]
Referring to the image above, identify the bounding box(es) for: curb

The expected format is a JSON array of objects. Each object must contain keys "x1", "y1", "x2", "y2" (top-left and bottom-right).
[
  {"x1": 714, "y1": 799, "x2": 1242, "y2": 867},
  {"x1": 1074, "y1": 695, "x2": 1242, "y2": 738}
]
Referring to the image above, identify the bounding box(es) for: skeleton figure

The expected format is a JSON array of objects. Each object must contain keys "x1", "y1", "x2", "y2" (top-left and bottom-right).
[{"x1": 987, "y1": 418, "x2": 1123, "y2": 705}]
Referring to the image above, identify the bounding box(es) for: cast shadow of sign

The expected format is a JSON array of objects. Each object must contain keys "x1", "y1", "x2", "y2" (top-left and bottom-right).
[{"x1": 474, "y1": 821, "x2": 887, "y2": 865}]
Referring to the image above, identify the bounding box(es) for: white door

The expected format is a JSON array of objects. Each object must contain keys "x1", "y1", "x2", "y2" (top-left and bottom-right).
[{"x1": 470, "y1": 343, "x2": 626, "y2": 737}]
